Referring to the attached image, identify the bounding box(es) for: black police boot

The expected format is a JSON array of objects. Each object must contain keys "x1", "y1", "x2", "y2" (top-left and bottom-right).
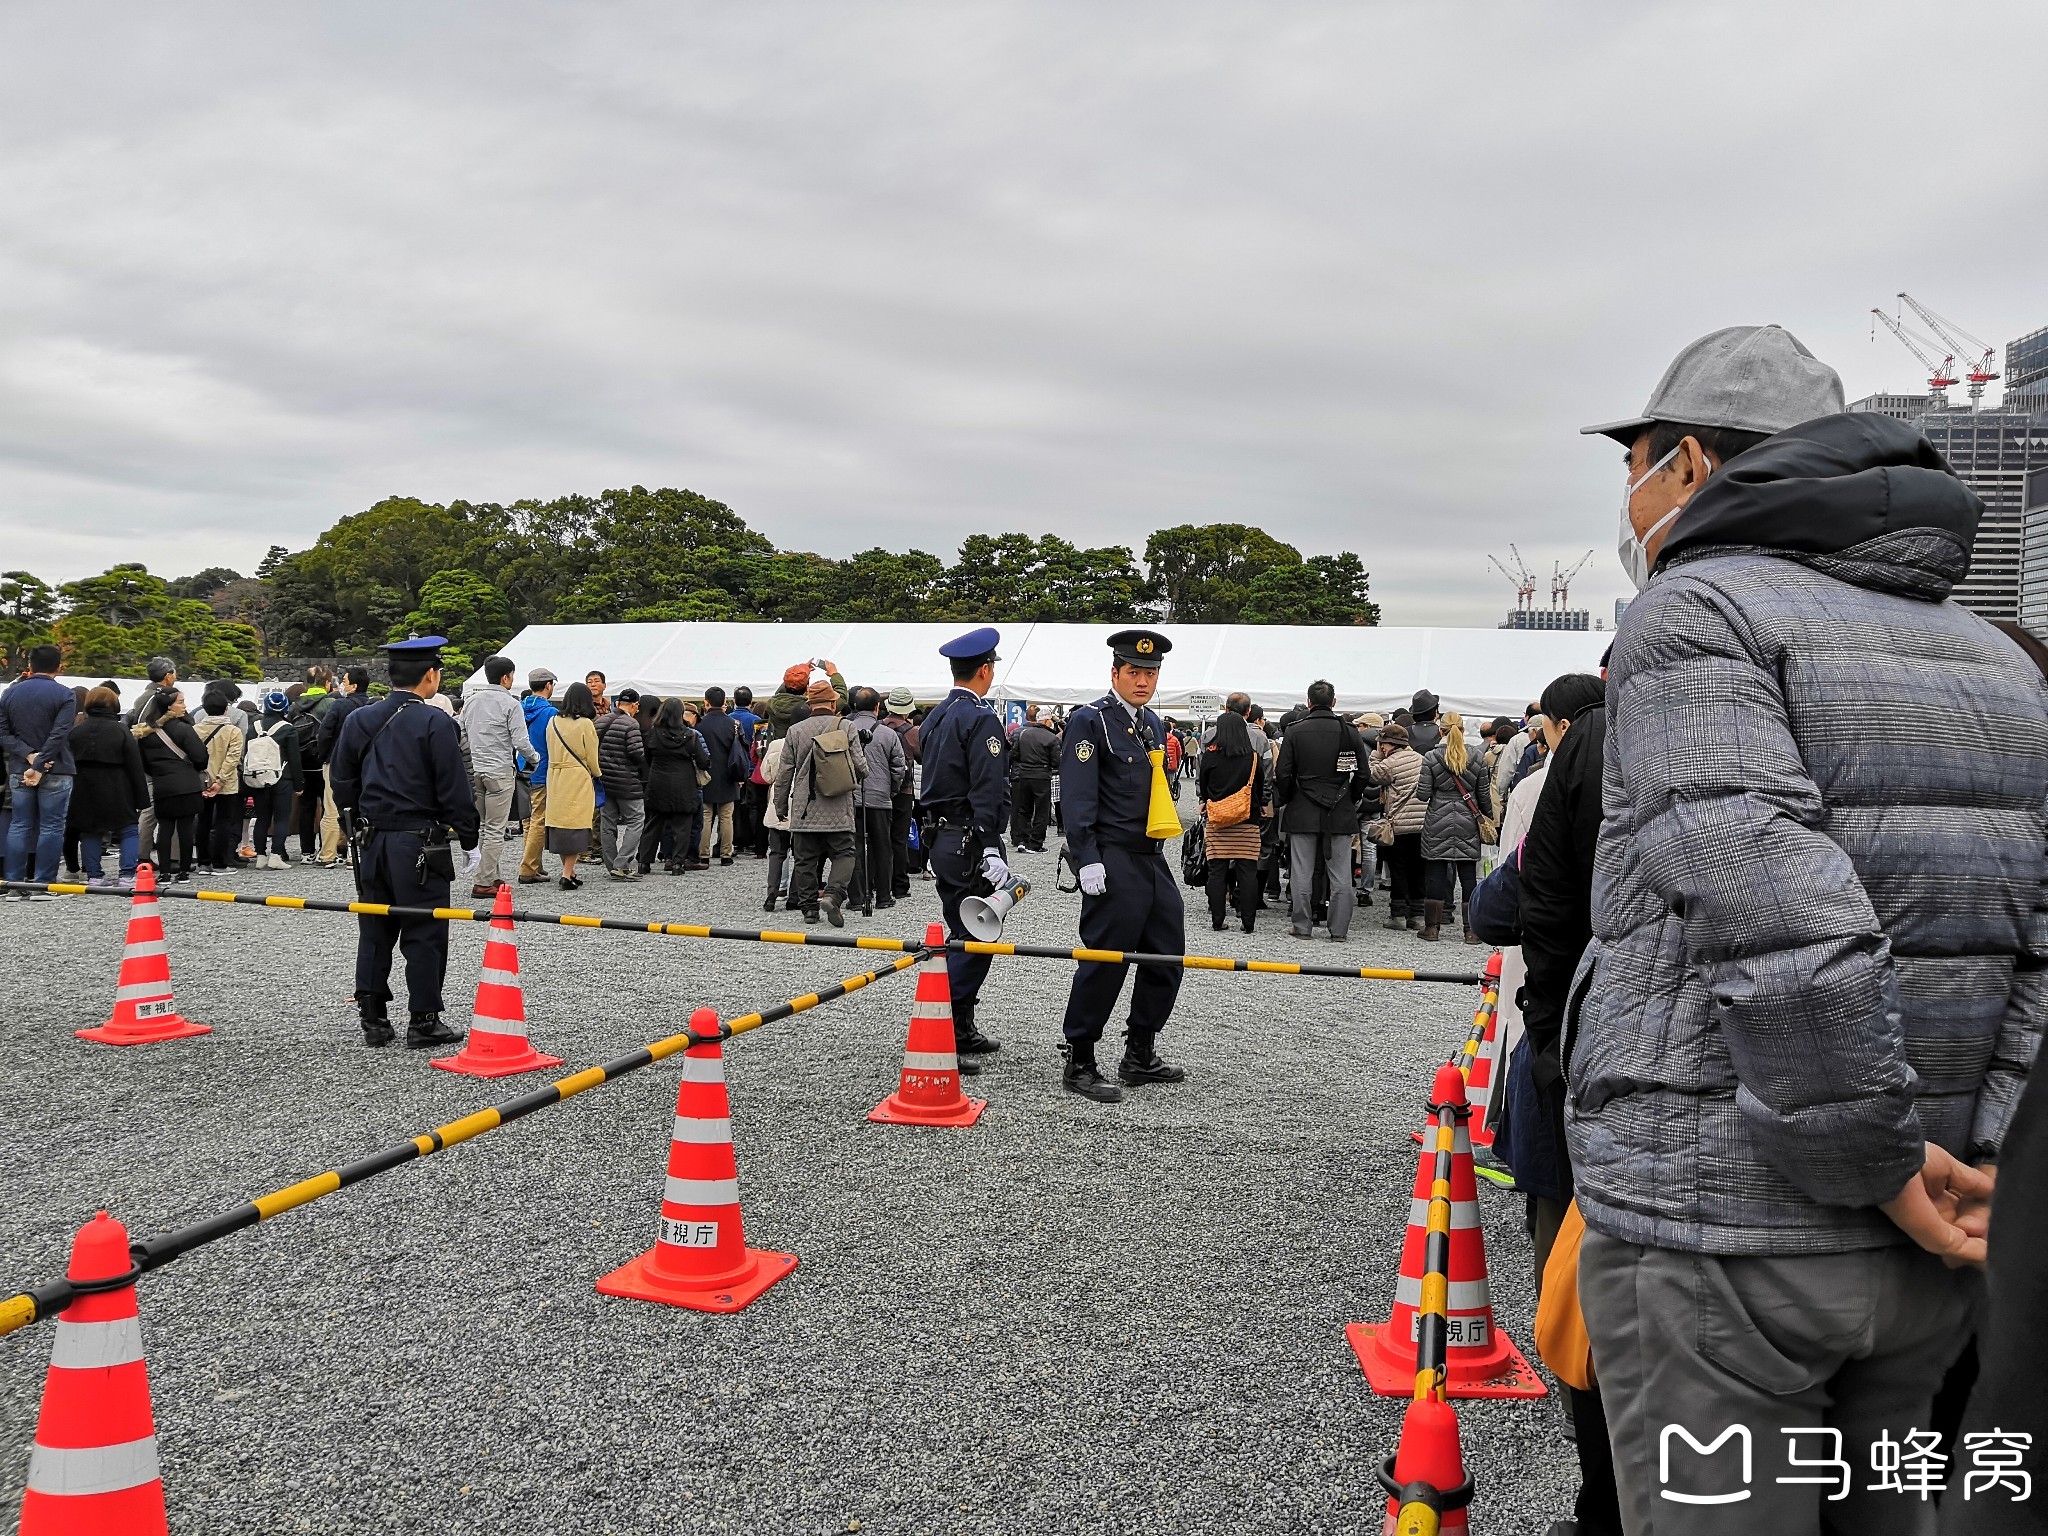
[
  {"x1": 360, "y1": 1001, "x2": 394, "y2": 1048},
  {"x1": 1062, "y1": 1040, "x2": 1124, "y2": 1103},
  {"x1": 953, "y1": 1000, "x2": 1000, "y2": 1055},
  {"x1": 1118, "y1": 1029, "x2": 1187, "y2": 1086},
  {"x1": 405, "y1": 1012, "x2": 464, "y2": 1049}
]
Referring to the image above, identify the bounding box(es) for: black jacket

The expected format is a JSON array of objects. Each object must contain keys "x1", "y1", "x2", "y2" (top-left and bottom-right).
[
  {"x1": 1197, "y1": 726, "x2": 1268, "y2": 820},
  {"x1": 1013, "y1": 722, "x2": 1060, "y2": 780},
  {"x1": 596, "y1": 710, "x2": 649, "y2": 799},
  {"x1": 1517, "y1": 702, "x2": 1605, "y2": 1092},
  {"x1": 1273, "y1": 709, "x2": 1368, "y2": 836},
  {"x1": 319, "y1": 691, "x2": 372, "y2": 763},
  {"x1": 645, "y1": 723, "x2": 708, "y2": 814},
  {"x1": 67, "y1": 707, "x2": 149, "y2": 833},
  {"x1": 697, "y1": 710, "x2": 743, "y2": 805},
  {"x1": 138, "y1": 716, "x2": 210, "y2": 804}
]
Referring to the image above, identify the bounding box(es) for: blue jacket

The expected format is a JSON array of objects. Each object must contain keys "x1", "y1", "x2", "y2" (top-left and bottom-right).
[
  {"x1": 0, "y1": 675, "x2": 78, "y2": 775},
  {"x1": 522, "y1": 693, "x2": 559, "y2": 786}
]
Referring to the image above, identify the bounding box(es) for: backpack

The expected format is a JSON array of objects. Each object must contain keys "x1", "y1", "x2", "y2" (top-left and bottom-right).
[
  {"x1": 288, "y1": 696, "x2": 330, "y2": 768},
  {"x1": 807, "y1": 725, "x2": 859, "y2": 799},
  {"x1": 242, "y1": 722, "x2": 285, "y2": 788},
  {"x1": 1180, "y1": 819, "x2": 1208, "y2": 887}
]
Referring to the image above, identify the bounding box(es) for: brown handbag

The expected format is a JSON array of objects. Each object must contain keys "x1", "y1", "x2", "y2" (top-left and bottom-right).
[{"x1": 1204, "y1": 778, "x2": 1253, "y2": 829}]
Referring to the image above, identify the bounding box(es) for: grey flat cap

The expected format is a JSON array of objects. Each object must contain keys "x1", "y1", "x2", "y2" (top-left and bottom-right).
[
  {"x1": 1583, "y1": 325, "x2": 1845, "y2": 443},
  {"x1": 528, "y1": 667, "x2": 558, "y2": 687}
]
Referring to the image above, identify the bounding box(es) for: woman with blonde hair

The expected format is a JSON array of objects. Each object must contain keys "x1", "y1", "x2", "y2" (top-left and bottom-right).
[{"x1": 1415, "y1": 709, "x2": 1493, "y2": 943}]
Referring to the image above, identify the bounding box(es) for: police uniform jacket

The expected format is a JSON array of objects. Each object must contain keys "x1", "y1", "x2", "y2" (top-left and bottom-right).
[
  {"x1": 1059, "y1": 693, "x2": 1168, "y2": 868},
  {"x1": 914, "y1": 688, "x2": 1010, "y2": 853},
  {"x1": 328, "y1": 693, "x2": 480, "y2": 848}
]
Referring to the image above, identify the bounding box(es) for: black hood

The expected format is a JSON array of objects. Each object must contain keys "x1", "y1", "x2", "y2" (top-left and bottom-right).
[{"x1": 1656, "y1": 412, "x2": 1982, "y2": 601}]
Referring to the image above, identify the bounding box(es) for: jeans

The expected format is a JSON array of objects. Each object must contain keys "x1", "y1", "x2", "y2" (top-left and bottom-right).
[
  {"x1": 80, "y1": 824, "x2": 141, "y2": 881},
  {"x1": 470, "y1": 769, "x2": 515, "y2": 887},
  {"x1": 4, "y1": 771, "x2": 73, "y2": 883},
  {"x1": 1287, "y1": 830, "x2": 1356, "y2": 938},
  {"x1": 600, "y1": 796, "x2": 648, "y2": 874}
]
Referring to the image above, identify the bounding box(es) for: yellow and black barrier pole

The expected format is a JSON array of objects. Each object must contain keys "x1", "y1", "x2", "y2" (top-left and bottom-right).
[
  {"x1": 0, "y1": 948, "x2": 925, "y2": 1340},
  {"x1": 1, "y1": 881, "x2": 1486, "y2": 986}
]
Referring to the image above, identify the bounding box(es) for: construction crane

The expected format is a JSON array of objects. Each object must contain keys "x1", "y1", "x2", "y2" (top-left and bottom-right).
[
  {"x1": 1871, "y1": 308, "x2": 1957, "y2": 404},
  {"x1": 1552, "y1": 551, "x2": 1594, "y2": 610},
  {"x1": 1487, "y1": 545, "x2": 1536, "y2": 613},
  {"x1": 1898, "y1": 293, "x2": 2000, "y2": 410}
]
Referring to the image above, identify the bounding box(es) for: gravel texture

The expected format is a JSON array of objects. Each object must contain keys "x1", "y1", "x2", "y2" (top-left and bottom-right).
[{"x1": 0, "y1": 831, "x2": 1577, "y2": 1533}]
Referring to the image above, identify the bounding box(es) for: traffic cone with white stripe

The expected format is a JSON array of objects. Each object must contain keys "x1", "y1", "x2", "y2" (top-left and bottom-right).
[
  {"x1": 595, "y1": 1008, "x2": 796, "y2": 1313},
  {"x1": 76, "y1": 865, "x2": 211, "y2": 1046},
  {"x1": 19, "y1": 1211, "x2": 167, "y2": 1536},
  {"x1": 1465, "y1": 984, "x2": 1501, "y2": 1150},
  {"x1": 1347, "y1": 1063, "x2": 1544, "y2": 1399},
  {"x1": 868, "y1": 924, "x2": 986, "y2": 1128},
  {"x1": 431, "y1": 884, "x2": 563, "y2": 1078},
  {"x1": 1380, "y1": 1396, "x2": 1470, "y2": 1535}
]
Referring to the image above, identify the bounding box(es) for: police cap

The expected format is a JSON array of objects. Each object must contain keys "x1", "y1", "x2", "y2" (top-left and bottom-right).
[
  {"x1": 385, "y1": 634, "x2": 449, "y2": 655},
  {"x1": 939, "y1": 626, "x2": 1001, "y2": 663},
  {"x1": 1107, "y1": 628, "x2": 1171, "y2": 667}
]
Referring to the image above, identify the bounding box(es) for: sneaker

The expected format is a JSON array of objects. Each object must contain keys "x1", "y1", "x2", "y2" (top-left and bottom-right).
[
  {"x1": 28, "y1": 891, "x2": 57, "y2": 901},
  {"x1": 3, "y1": 891, "x2": 23, "y2": 902}
]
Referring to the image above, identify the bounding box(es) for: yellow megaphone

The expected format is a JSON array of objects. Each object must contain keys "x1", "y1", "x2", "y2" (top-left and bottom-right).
[{"x1": 1145, "y1": 749, "x2": 1181, "y2": 840}]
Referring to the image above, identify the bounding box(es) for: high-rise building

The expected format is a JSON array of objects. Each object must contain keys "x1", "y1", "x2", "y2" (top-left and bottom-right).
[
  {"x1": 2010, "y1": 327, "x2": 2048, "y2": 417},
  {"x1": 1500, "y1": 608, "x2": 1588, "y2": 632},
  {"x1": 1919, "y1": 409, "x2": 2048, "y2": 622},
  {"x1": 2022, "y1": 466, "x2": 2048, "y2": 635},
  {"x1": 1850, "y1": 392, "x2": 1945, "y2": 422}
]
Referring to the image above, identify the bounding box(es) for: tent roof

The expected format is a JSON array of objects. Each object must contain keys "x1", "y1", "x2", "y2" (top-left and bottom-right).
[{"x1": 467, "y1": 621, "x2": 1609, "y2": 720}]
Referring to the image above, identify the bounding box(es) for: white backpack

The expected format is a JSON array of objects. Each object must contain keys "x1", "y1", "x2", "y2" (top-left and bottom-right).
[{"x1": 242, "y1": 721, "x2": 285, "y2": 788}]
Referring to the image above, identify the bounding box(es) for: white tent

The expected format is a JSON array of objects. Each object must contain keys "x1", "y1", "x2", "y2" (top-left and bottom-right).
[{"x1": 467, "y1": 622, "x2": 1609, "y2": 720}]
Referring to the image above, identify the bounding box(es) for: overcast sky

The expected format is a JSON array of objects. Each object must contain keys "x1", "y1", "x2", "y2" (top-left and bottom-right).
[{"x1": 3, "y1": 3, "x2": 2045, "y2": 627}]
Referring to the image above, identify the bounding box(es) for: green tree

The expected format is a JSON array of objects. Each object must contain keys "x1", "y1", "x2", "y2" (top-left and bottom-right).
[
  {"x1": 1241, "y1": 552, "x2": 1380, "y2": 626},
  {"x1": 396, "y1": 568, "x2": 513, "y2": 659},
  {"x1": 167, "y1": 567, "x2": 242, "y2": 603},
  {"x1": 255, "y1": 544, "x2": 291, "y2": 580},
  {"x1": 934, "y1": 534, "x2": 1148, "y2": 621},
  {"x1": 1142, "y1": 524, "x2": 1304, "y2": 622},
  {"x1": 817, "y1": 547, "x2": 945, "y2": 621},
  {"x1": 49, "y1": 565, "x2": 262, "y2": 679},
  {"x1": 0, "y1": 570, "x2": 57, "y2": 677}
]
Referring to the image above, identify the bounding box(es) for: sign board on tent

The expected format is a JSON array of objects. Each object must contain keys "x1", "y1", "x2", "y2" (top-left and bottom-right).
[
  {"x1": 1186, "y1": 690, "x2": 1222, "y2": 714},
  {"x1": 1003, "y1": 699, "x2": 1026, "y2": 732}
]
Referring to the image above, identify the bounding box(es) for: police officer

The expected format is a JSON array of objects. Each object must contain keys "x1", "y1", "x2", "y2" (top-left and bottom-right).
[
  {"x1": 327, "y1": 636, "x2": 481, "y2": 1048},
  {"x1": 1057, "y1": 628, "x2": 1187, "y2": 1103},
  {"x1": 913, "y1": 626, "x2": 1011, "y2": 1062}
]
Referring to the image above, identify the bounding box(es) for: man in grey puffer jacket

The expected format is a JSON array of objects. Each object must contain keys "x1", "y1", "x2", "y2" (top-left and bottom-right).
[{"x1": 1571, "y1": 325, "x2": 2047, "y2": 1534}]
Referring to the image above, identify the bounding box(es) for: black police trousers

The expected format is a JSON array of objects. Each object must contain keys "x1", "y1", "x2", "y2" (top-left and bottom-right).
[
  {"x1": 929, "y1": 825, "x2": 999, "y2": 1017},
  {"x1": 1061, "y1": 845, "x2": 1184, "y2": 1045},
  {"x1": 354, "y1": 829, "x2": 451, "y2": 1016}
]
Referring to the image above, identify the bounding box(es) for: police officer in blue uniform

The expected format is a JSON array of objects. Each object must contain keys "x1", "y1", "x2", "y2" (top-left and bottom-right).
[
  {"x1": 913, "y1": 626, "x2": 1011, "y2": 1062},
  {"x1": 1057, "y1": 628, "x2": 1188, "y2": 1103},
  {"x1": 327, "y1": 637, "x2": 481, "y2": 1049}
]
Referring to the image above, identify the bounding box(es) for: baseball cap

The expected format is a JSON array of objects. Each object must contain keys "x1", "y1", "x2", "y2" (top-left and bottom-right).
[
  {"x1": 1582, "y1": 325, "x2": 1845, "y2": 444},
  {"x1": 528, "y1": 667, "x2": 558, "y2": 688}
]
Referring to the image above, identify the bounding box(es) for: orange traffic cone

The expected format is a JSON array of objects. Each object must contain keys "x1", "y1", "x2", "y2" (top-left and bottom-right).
[
  {"x1": 432, "y1": 885, "x2": 563, "y2": 1079},
  {"x1": 869, "y1": 924, "x2": 986, "y2": 1128},
  {"x1": 1380, "y1": 1396, "x2": 1471, "y2": 1535},
  {"x1": 19, "y1": 1212, "x2": 167, "y2": 1536},
  {"x1": 1348, "y1": 1063, "x2": 1544, "y2": 1400},
  {"x1": 595, "y1": 1008, "x2": 796, "y2": 1313},
  {"x1": 1465, "y1": 990, "x2": 1501, "y2": 1150},
  {"x1": 76, "y1": 865, "x2": 211, "y2": 1046}
]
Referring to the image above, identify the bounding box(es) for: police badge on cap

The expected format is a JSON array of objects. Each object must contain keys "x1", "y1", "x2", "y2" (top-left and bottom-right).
[{"x1": 1107, "y1": 628, "x2": 1171, "y2": 666}]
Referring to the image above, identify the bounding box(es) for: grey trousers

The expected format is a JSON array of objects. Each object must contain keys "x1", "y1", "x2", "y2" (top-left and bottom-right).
[
  {"x1": 599, "y1": 796, "x2": 647, "y2": 874},
  {"x1": 1580, "y1": 1228, "x2": 1979, "y2": 1536},
  {"x1": 1287, "y1": 831, "x2": 1355, "y2": 938},
  {"x1": 470, "y1": 769, "x2": 515, "y2": 888}
]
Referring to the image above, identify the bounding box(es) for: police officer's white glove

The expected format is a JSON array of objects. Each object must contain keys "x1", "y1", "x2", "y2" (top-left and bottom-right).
[
  {"x1": 982, "y1": 853, "x2": 1009, "y2": 886},
  {"x1": 463, "y1": 847, "x2": 482, "y2": 881},
  {"x1": 1079, "y1": 862, "x2": 1107, "y2": 896}
]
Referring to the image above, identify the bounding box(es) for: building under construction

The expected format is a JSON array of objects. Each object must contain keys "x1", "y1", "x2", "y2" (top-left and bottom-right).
[{"x1": 1490, "y1": 546, "x2": 1591, "y2": 631}]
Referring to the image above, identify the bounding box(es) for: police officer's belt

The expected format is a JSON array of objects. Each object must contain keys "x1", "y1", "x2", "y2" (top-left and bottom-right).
[{"x1": 362, "y1": 822, "x2": 445, "y2": 838}]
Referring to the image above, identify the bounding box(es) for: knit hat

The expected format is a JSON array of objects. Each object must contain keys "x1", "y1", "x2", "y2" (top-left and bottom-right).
[
  {"x1": 1378, "y1": 722, "x2": 1409, "y2": 747},
  {"x1": 884, "y1": 687, "x2": 915, "y2": 716},
  {"x1": 1356, "y1": 712, "x2": 1384, "y2": 728},
  {"x1": 805, "y1": 677, "x2": 839, "y2": 709},
  {"x1": 783, "y1": 663, "x2": 812, "y2": 691}
]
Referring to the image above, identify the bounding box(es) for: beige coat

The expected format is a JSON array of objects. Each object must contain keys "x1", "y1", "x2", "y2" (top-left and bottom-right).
[
  {"x1": 194, "y1": 715, "x2": 244, "y2": 795},
  {"x1": 1368, "y1": 746, "x2": 1427, "y2": 836},
  {"x1": 542, "y1": 716, "x2": 601, "y2": 829}
]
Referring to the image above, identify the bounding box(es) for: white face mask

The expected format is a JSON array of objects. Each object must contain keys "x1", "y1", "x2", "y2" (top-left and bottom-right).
[{"x1": 1617, "y1": 442, "x2": 1704, "y2": 591}]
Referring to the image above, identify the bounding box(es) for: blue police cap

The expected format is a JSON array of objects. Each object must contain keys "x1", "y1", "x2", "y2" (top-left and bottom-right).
[
  {"x1": 1107, "y1": 628, "x2": 1171, "y2": 666},
  {"x1": 385, "y1": 634, "x2": 449, "y2": 653},
  {"x1": 939, "y1": 626, "x2": 1001, "y2": 662}
]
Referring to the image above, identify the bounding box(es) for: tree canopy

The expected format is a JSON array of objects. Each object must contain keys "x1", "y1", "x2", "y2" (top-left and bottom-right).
[{"x1": 1, "y1": 483, "x2": 1378, "y2": 680}]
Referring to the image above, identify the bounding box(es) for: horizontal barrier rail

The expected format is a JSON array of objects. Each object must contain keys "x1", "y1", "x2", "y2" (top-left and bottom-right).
[
  {"x1": 1, "y1": 881, "x2": 1484, "y2": 985},
  {"x1": 0, "y1": 948, "x2": 926, "y2": 1340}
]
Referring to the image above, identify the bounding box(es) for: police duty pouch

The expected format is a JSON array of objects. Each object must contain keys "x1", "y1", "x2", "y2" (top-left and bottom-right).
[
  {"x1": 417, "y1": 841, "x2": 457, "y2": 882},
  {"x1": 808, "y1": 727, "x2": 860, "y2": 799}
]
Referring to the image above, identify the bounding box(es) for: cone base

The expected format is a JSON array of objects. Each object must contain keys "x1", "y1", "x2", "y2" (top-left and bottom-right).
[
  {"x1": 1346, "y1": 1320, "x2": 1547, "y2": 1400},
  {"x1": 595, "y1": 1246, "x2": 797, "y2": 1313},
  {"x1": 431, "y1": 1043, "x2": 565, "y2": 1078},
  {"x1": 76, "y1": 1016, "x2": 212, "y2": 1046},
  {"x1": 21, "y1": 1480, "x2": 169, "y2": 1536},
  {"x1": 868, "y1": 1091, "x2": 986, "y2": 1127}
]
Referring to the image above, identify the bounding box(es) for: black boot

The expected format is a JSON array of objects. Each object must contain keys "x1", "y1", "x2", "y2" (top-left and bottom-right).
[
  {"x1": 405, "y1": 1012, "x2": 464, "y2": 1049},
  {"x1": 1119, "y1": 1029, "x2": 1187, "y2": 1086},
  {"x1": 1062, "y1": 1039, "x2": 1124, "y2": 1103},
  {"x1": 953, "y1": 1000, "x2": 1000, "y2": 1055},
  {"x1": 360, "y1": 1001, "x2": 394, "y2": 1047}
]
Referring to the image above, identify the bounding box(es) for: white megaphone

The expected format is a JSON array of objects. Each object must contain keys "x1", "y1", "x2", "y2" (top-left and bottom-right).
[{"x1": 960, "y1": 872, "x2": 1030, "y2": 942}]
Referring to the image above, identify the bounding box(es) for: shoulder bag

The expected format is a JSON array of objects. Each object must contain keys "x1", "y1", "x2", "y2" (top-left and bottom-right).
[
  {"x1": 1452, "y1": 765, "x2": 1499, "y2": 845},
  {"x1": 1202, "y1": 750, "x2": 1254, "y2": 829},
  {"x1": 1364, "y1": 769, "x2": 1414, "y2": 847}
]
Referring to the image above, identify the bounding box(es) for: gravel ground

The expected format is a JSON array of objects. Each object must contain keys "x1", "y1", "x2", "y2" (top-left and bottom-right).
[{"x1": 0, "y1": 827, "x2": 1577, "y2": 1534}]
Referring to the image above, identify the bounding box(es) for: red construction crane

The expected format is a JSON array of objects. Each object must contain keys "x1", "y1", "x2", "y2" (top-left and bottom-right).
[
  {"x1": 1552, "y1": 551, "x2": 1594, "y2": 610},
  {"x1": 1487, "y1": 545, "x2": 1536, "y2": 613},
  {"x1": 1898, "y1": 293, "x2": 2000, "y2": 410},
  {"x1": 1871, "y1": 308, "x2": 1957, "y2": 403}
]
